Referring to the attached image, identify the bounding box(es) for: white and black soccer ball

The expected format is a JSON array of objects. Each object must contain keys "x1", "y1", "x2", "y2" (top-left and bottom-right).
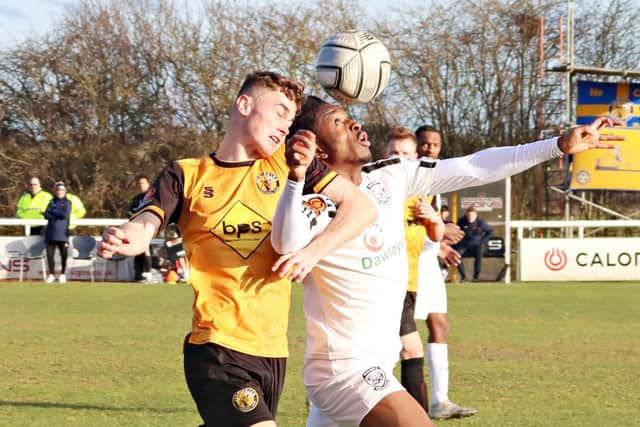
[{"x1": 316, "y1": 30, "x2": 391, "y2": 104}]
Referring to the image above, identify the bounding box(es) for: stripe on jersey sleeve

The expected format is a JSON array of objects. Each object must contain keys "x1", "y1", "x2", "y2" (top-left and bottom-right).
[{"x1": 361, "y1": 157, "x2": 401, "y2": 173}]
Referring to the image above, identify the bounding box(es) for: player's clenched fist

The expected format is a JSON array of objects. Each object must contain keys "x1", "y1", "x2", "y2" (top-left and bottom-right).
[
  {"x1": 286, "y1": 129, "x2": 317, "y2": 182},
  {"x1": 98, "y1": 226, "x2": 129, "y2": 258}
]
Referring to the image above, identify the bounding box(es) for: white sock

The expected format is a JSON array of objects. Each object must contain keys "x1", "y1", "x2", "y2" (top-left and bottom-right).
[{"x1": 427, "y1": 342, "x2": 449, "y2": 405}]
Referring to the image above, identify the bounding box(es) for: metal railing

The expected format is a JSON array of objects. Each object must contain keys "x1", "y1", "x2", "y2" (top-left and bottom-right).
[{"x1": 4, "y1": 218, "x2": 640, "y2": 283}]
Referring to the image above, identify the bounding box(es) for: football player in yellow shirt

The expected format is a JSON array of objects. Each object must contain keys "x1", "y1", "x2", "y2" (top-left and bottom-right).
[{"x1": 98, "y1": 71, "x2": 376, "y2": 427}]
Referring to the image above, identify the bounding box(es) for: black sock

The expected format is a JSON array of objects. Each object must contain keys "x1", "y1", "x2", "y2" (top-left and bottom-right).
[{"x1": 401, "y1": 357, "x2": 429, "y2": 413}]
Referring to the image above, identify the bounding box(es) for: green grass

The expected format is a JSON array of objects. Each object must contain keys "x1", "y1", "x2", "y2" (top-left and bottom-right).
[{"x1": 1, "y1": 282, "x2": 639, "y2": 426}]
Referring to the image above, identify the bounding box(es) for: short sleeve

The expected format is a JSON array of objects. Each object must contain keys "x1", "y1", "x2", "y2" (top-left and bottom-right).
[{"x1": 130, "y1": 161, "x2": 184, "y2": 230}]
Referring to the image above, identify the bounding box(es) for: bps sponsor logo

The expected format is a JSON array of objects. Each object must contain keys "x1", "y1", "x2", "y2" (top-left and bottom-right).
[{"x1": 211, "y1": 201, "x2": 271, "y2": 258}]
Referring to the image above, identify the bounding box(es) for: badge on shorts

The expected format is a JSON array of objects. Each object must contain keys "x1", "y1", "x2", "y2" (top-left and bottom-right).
[
  {"x1": 232, "y1": 387, "x2": 259, "y2": 413},
  {"x1": 362, "y1": 366, "x2": 390, "y2": 391}
]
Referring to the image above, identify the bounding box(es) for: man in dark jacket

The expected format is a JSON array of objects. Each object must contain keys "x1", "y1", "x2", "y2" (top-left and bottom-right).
[
  {"x1": 44, "y1": 182, "x2": 72, "y2": 283},
  {"x1": 454, "y1": 206, "x2": 492, "y2": 281}
]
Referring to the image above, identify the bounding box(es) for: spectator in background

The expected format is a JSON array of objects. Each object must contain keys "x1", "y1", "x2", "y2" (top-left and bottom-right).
[
  {"x1": 440, "y1": 205, "x2": 452, "y2": 224},
  {"x1": 44, "y1": 182, "x2": 72, "y2": 283},
  {"x1": 66, "y1": 190, "x2": 86, "y2": 234},
  {"x1": 16, "y1": 176, "x2": 52, "y2": 236},
  {"x1": 454, "y1": 206, "x2": 493, "y2": 282},
  {"x1": 129, "y1": 175, "x2": 153, "y2": 282}
]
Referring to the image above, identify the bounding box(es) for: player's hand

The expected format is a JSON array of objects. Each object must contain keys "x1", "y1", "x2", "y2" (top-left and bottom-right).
[
  {"x1": 438, "y1": 241, "x2": 461, "y2": 267},
  {"x1": 286, "y1": 130, "x2": 317, "y2": 182},
  {"x1": 443, "y1": 223, "x2": 464, "y2": 244},
  {"x1": 272, "y1": 246, "x2": 321, "y2": 283},
  {"x1": 413, "y1": 198, "x2": 440, "y2": 224},
  {"x1": 98, "y1": 226, "x2": 131, "y2": 258},
  {"x1": 557, "y1": 117, "x2": 625, "y2": 155}
]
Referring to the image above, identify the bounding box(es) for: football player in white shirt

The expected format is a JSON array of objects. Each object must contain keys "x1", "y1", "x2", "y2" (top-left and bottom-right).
[
  {"x1": 388, "y1": 125, "x2": 478, "y2": 420},
  {"x1": 272, "y1": 95, "x2": 621, "y2": 427},
  {"x1": 383, "y1": 127, "x2": 443, "y2": 416}
]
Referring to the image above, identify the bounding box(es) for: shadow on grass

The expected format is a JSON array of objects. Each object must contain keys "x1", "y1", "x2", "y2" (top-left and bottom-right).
[{"x1": 0, "y1": 400, "x2": 188, "y2": 413}]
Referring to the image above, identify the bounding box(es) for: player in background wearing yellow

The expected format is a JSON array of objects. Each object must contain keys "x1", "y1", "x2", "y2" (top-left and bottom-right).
[
  {"x1": 271, "y1": 94, "x2": 622, "y2": 427},
  {"x1": 97, "y1": 71, "x2": 376, "y2": 427},
  {"x1": 384, "y1": 127, "x2": 444, "y2": 415}
]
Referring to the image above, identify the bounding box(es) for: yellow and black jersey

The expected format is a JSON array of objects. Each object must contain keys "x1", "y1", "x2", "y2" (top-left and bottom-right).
[
  {"x1": 403, "y1": 195, "x2": 433, "y2": 292},
  {"x1": 133, "y1": 144, "x2": 337, "y2": 357}
]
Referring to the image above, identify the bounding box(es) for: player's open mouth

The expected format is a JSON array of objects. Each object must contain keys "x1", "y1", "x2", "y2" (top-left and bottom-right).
[
  {"x1": 358, "y1": 132, "x2": 370, "y2": 147},
  {"x1": 270, "y1": 136, "x2": 280, "y2": 145}
]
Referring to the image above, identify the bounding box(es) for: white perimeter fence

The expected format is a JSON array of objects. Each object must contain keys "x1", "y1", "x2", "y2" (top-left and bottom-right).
[{"x1": 2, "y1": 218, "x2": 640, "y2": 282}]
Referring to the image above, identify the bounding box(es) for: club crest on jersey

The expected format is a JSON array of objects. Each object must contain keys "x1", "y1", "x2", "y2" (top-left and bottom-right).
[
  {"x1": 303, "y1": 196, "x2": 328, "y2": 216},
  {"x1": 362, "y1": 367, "x2": 390, "y2": 391},
  {"x1": 232, "y1": 387, "x2": 259, "y2": 413},
  {"x1": 366, "y1": 180, "x2": 390, "y2": 205},
  {"x1": 211, "y1": 201, "x2": 272, "y2": 258},
  {"x1": 363, "y1": 224, "x2": 384, "y2": 252},
  {"x1": 256, "y1": 172, "x2": 280, "y2": 195}
]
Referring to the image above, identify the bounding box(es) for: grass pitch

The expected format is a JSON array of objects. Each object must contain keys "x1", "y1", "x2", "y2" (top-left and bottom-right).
[{"x1": 0, "y1": 281, "x2": 638, "y2": 426}]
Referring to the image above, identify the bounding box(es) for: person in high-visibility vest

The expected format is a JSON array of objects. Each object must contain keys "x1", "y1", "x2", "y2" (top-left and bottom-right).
[
  {"x1": 65, "y1": 192, "x2": 86, "y2": 232},
  {"x1": 16, "y1": 176, "x2": 52, "y2": 235}
]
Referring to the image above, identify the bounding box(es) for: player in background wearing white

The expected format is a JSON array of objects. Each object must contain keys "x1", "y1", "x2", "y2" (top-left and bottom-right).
[
  {"x1": 383, "y1": 127, "x2": 444, "y2": 415},
  {"x1": 270, "y1": 95, "x2": 622, "y2": 427},
  {"x1": 414, "y1": 125, "x2": 478, "y2": 419}
]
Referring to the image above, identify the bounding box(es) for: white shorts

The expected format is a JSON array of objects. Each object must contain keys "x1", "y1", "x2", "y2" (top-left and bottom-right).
[
  {"x1": 414, "y1": 245, "x2": 448, "y2": 319},
  {"x1": 304, "y1": 358, "x2": 404, "y2": 427}
]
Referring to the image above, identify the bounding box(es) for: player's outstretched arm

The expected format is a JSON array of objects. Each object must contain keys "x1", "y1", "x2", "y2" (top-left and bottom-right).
[
  {"x1": 428, "y1": 117, "x2": 624, "y2": 196},
  {"x1": 557, "y1": 117, "x2": 623, "y2": 154},
  {"x1": 98, "y1": 212, "x2": 159, "y2": 258}
]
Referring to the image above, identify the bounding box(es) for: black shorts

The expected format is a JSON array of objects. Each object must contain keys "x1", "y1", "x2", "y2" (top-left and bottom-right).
[
  {"x1": 399, "y1": 291, "x2": 418, "y2": 336},
  {"x1": 183, "y1": 337, "x2": 286, "y2": 427}
]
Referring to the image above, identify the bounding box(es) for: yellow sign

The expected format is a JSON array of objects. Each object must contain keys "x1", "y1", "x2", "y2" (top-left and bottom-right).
[{"x1": 572, "y1": 81, "x2": 640, "y2": 190}]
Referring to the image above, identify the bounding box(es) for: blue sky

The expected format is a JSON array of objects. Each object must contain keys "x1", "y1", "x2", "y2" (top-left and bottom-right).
[
  {"x1": 0, "y1": 0, "x2": 423, "y2": 49},
  {"x1": 0, "y1": 0, "x2": 76, "y2": 47}
]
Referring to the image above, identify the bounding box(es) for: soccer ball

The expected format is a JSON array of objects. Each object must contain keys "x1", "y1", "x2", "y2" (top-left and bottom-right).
[{"x1": 316, "y1": 30, "x2": 391, "y2": 104}]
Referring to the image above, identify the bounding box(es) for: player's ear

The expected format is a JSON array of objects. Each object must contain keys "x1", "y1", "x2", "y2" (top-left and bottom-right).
[{"x1": 236, "y1": 94, "x2": 253, "y2": 117}]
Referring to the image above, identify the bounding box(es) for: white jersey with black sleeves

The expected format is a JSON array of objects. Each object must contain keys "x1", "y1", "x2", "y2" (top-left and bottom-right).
[
  {"x1": 270, "y1": 137, "x2": 563, "y2": 365},
  {"x1": 304, "y1": 156, "x2": 438, "y2": 365}
]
